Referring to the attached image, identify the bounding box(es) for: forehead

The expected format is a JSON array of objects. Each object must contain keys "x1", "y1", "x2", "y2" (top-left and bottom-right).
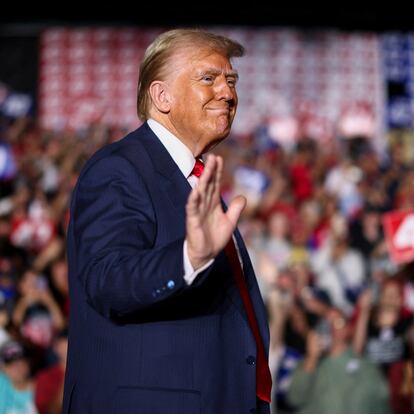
[{"x1": 168, "y1": 46, "x2": 235, "y2": 76}]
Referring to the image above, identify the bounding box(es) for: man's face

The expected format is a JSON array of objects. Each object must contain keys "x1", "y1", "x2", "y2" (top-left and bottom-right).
[
  {"x1": 3, "y1": 358, "x2": 30, "y2": 384},
  {"x1": 380, "y1": 282, "x2": 402, "y2": 309},
  {"x1": 327, "y1": 309, "x2": 349, "y2": 345},
  {"x1": 165, "y1": 47, "x2": 238, "y2": 155}
]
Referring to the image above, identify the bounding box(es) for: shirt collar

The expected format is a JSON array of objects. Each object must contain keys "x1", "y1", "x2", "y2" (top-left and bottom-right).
[{"x1": 147, "y1": 118, "x2": 195, "y2": 179}]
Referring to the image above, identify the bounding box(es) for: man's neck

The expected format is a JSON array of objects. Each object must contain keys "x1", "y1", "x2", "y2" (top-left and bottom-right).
[{"x1": 148, "y1": 115, "x2": 200, "y2": 156}]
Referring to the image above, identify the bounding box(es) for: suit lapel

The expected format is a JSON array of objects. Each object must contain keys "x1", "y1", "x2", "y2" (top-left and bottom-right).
[{"x1": 138, "y1": 123, "x2": 192, "y2": 229}]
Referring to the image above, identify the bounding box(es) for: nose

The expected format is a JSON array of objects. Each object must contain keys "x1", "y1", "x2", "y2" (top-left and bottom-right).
[{"x1": 215, "y1": 76, "x2": 236, "y2": 102}]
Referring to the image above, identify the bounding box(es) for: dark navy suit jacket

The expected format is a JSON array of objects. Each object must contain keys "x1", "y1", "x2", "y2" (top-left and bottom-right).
[{"x1": 63, "y1": 122, "x2": 270, "y2": 414}]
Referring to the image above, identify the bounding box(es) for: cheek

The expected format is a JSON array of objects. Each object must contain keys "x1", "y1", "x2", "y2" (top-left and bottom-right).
[
  {"x1": 218, "y1": 113, "x2": 236, "y2": 135},
  {"x1": 214, "y1": 115, "x2": 232, "y2": 132}
]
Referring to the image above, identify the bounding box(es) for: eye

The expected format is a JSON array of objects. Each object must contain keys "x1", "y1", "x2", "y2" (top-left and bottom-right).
[
  {"x1": 227, "y1": 78, "x2": 237, "y2": 87},
  {"x1": 201, "y1": 75, "x2": 214, "y2": 83}
]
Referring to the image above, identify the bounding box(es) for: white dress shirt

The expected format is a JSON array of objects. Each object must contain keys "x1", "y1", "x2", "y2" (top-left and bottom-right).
[{"x1": 147, "y1": 118, "x2": 213, "y2": 285}]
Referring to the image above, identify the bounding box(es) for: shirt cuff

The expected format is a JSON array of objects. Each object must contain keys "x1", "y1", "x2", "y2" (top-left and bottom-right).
[{"x1": 183, "y1": 240, "x2": 214, "y2": 285}]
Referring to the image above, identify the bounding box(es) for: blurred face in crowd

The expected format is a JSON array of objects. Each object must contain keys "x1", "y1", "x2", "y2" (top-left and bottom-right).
[
  {"x1": 380, "y1": 280, "x2": 402, "y2": 310},
  {"x1": 51, "y1": 259, "x2": 69, "y2": 296},
  {"x1": 268, "y1": 212, "x2": 289, "y2": 239},
  {"x1": 276, "y1": 268, "x2": 295, "y2": 294},
  {"x1": 19, "y1": 270, "x2": 40, "y2": 296},
  {"x1": 2, "y1": 357, "x2": 30, "y2": 387},
  {"x1": 45, "y1": 138, "x2": 61, "y2": 160},
  {"x1": 291, "y1": 262, "x2": 311, "y2": 290},
  {"x1": 362, "y1": 210, "x2": 381, "y2": 233},
  {"x1": 330, "y1": 213, "x2": 348, "y2": 241},
  {"x1": 0, "y1": 218, "x2": 11, "y2": 240},
  {"x1": 327, "y1": 308, "x2": 349, "y2": 346},
  {"x1": 300, "y1": 200, "x2": 321, "y2": 232},
  {"x1": 151, "y1": 47, "x2": 239, "y2": 156}
]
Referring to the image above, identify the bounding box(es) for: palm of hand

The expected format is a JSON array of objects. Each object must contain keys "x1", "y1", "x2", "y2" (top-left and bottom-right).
[{"x1": 186, "y1": 155, "x2": 245, "y2": 269}]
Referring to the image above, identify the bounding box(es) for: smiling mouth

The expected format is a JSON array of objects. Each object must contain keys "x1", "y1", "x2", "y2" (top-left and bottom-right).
[{"x1": 208, "y1": 108, "x2": 231, "y2": 115}]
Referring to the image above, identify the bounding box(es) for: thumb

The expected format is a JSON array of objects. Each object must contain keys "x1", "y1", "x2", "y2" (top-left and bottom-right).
[{"x1": 226, "y1": 195, "x2": 246, "y2": 228}]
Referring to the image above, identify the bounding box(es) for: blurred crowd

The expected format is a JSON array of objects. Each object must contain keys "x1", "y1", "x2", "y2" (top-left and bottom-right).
[
  {"x1": 1, "y1": 113, "x2": 414, "y2": 413},
  {"x1": 0, "y1": 116, "x2": 126, "y2": 413},
  {"x1": 220, "y1": 124, "x2": 414, "y2": 413}
]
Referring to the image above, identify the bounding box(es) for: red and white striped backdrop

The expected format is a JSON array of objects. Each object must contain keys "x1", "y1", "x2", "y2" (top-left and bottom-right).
[{"x1": 39, "y1": 27, "x2": 383, "y2": 144}]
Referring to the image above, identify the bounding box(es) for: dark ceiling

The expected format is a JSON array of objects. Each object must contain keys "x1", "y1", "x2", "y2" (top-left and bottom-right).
[
  {"x1": 1, "y1": 4, "x2": 412, "y2": 98},
  {"x1": 1, "y1": 5, "x2": 414, "y2": 32}
]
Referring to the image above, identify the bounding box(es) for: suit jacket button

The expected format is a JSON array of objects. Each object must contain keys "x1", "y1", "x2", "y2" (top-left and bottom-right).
[
  {"x1": 246, "y1": 355, "x2": 256, "y2": 365},
  {"x1": 167, "y1": 280, "x2": 175, "y2": 289}
]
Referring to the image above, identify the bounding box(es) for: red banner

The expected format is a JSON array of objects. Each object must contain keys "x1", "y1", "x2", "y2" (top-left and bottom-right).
[{"x1": 383, "y1": 210, "x2": 414, "y2": 264}]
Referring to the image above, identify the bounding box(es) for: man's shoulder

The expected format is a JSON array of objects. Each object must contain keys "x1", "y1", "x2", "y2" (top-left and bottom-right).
[{"x1": 79, "y1": 123, "x2": 152, "y2": 179}]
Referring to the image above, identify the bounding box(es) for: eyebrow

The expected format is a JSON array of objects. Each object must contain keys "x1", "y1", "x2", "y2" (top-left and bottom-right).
[{"x1": 197, "y1": 68, "x2": 239, "y2": 80}]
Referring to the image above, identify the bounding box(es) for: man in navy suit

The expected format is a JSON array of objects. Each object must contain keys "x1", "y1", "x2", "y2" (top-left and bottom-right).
[{"x1": 63, "y1": 28, "x2": 272, "y2": 413}]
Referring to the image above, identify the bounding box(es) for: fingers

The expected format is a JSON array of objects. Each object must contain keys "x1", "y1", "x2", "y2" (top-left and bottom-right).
[
  {"x1": 195, "y1": 154, "x2": 221, "y2": 211},
  {"x1": 188, "y1": 154, "x2": 245, "y2": 229},
  {"x1": 225, "y1": 195, "x2": 246, "y2": 228},
  {"x1": 186, "y1": 185, "x2": 201, "y2": 218},
  {"x1": 186, "y1": 154, "x2": 220, "y2": 214},
  {"x1": 204, "y1": 155, "x2": 222, "y2": 210},
  {"x1": 307, "y1": 331, "x2": 324, "y2": 356},
  {"x1": 197, "y1": 154, "x2": 216, "y2": 196},
  {"x1": 212, "y1": 155, "x2": 223, "y2": 204}
]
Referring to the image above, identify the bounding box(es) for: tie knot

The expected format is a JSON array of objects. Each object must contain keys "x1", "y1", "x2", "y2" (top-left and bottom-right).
[{"x1": 191, "y1": 157, "x2": 205, "y2": 178}]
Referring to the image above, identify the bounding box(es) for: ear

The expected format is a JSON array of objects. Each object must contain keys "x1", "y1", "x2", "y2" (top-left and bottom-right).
[{"x1": 149, "y1": 81, "x2": 171, "y2": 114}]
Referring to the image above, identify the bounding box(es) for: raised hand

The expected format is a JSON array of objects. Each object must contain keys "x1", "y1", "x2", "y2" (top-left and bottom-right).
[
  {"x1": 303, "y1": 331, "x2": 324, "y2": 372},
  {"x1": 185, "y1": 154, "x2": 246, "y2": 269},
  {"x1": 358, "y1": 288, "x2": 374, "y2": 313}
]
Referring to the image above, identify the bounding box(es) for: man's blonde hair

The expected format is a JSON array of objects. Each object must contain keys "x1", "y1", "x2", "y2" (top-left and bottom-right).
[{"x1": 137, "y1": 28, "x2": 245, "y2": 121}]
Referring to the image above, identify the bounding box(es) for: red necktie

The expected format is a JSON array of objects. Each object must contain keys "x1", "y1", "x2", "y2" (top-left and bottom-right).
[
  {"x1": 224, "y1": 238, "x2": 272, "y2": 403},
  {"x1": 190, "y1": 157, "x2": 272, "y2": 403},
  {"x1": 191, "y1": 157, "x2": 205, "y2": 178}
]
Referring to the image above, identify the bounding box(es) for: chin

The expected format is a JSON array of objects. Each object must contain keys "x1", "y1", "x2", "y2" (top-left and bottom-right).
[{"x1": 215, "y1": 123, "x2": 233, "y2": 139}]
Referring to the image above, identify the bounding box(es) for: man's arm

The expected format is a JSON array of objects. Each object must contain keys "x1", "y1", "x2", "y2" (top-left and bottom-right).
[
  {"x1": 72, "y1": 154, "x2": 244, "y2": 319},
  {"x1": 352, "y1": 288, "x2": 373, "y2": 354},
  {"x1": 72, "y1": 154, "x2": 205, "y2": 318},
  {"x1": 287, "y1": 331, "x2": 322, "y2": 407}
]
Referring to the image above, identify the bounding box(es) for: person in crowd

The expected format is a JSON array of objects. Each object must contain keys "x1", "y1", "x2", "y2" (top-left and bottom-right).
[
  {"x1": 353, "y1": 278, "x2": 413, "y2": 375},
  {"x1": 287, "y1": 308, "x2": 391, "y2": 414},
  {"x1": 12, "y1": 269, "x2": 65, "y2": 350},
  {"x1": 311, "y1": 213, "x2": 366, "y2": 316},
  {"x1": 35, "y1": 328, "x2": 68, "y2": 414},
  {"x1": 388, "y1": 323, "x2": 414, "y2": 414},
  {"x1": 0, "y1": 339, "x2": 38, "y2": 413}
]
